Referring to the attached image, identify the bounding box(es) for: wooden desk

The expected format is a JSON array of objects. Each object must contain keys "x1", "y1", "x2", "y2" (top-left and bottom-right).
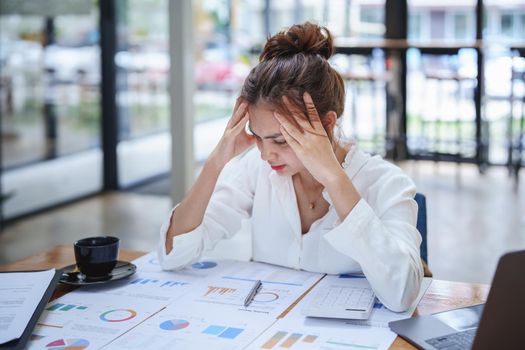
[{"x1": 0, "y1": 245, "x2": 490, "y2": 350}]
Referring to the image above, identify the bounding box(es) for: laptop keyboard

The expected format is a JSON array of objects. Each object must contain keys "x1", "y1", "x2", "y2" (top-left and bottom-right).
[{"x1": 425, "y1": 328, "x2": 477, "y2": 349}]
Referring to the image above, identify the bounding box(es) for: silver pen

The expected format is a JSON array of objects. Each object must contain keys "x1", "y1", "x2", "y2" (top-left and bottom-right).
[{"x1": 244, "y1": 280, "x2": 262, "y2": 307}]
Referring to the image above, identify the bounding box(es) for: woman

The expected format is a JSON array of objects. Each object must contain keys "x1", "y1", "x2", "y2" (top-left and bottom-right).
[{"x1": 158, "y1": 22, "x2": 423, "y2": 312}]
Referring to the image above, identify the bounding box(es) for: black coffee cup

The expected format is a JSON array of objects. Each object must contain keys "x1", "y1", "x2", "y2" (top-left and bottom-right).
[{"x1": 74, "y1": 236, "x2": 120, "y2": 278}]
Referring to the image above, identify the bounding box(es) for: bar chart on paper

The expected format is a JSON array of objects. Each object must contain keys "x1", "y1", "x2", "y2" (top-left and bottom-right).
[
  {"x1": 45, "y1": 303, "x2": 88, "y2": 312},
  {"x1": 75, "y1": 270, "x2": 197, "y2": 303},
  {"x1": 252, "y1": 329, "x2": 384, "y2": 350},
  {"x1": 129, "y1": 278, "x2": 189, "y2": 287},
  {"x1": 196, "y1": 283, "x2": 252, "y2": 306},
  {"x1": 202, "y1": 324, "x2": 244, "y2": 339},
  {"x1": 260, "y1": 331, "x2": 318, "y2": 349}
]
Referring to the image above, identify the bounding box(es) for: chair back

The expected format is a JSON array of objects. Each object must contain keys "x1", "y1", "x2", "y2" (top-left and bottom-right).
[{"x1": 414, "y1": 193, "x2": 428, "y2": 263}]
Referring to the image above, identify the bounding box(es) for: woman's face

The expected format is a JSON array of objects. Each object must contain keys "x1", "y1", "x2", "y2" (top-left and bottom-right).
[{"x1": 248, "y1": 101, "x2": 304, "y2": 176}]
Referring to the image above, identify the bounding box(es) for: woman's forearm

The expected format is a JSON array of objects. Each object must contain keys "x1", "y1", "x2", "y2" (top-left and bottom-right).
[
  {"x1": 323, "y1": 168, "x2": 361, "y2": 221},
  {"x1": 165, "y1": 157, "x2": 225, "y2": 254}
]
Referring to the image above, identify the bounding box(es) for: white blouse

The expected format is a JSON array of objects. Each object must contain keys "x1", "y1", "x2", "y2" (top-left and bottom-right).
[{"x1": 158, "y1": 144, "x2": 423, "y2": 312}]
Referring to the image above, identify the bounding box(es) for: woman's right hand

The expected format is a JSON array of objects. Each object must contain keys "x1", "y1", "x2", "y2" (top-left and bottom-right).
[{"x1": 208, "y1": 99, "x2": 254, "y2": 169}]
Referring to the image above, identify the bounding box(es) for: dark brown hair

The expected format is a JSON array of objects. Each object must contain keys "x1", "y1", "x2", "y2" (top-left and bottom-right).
[{"x1": 240, "y1": 22, "x2": 345, "y2": 138}]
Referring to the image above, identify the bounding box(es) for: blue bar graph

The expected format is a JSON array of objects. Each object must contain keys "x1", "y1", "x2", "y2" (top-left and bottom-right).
[
  {"x1": 130, "y1": 278, "x2": 188, "y2": 287},
  {"x1": 203, "y1": 325, "x2": 227, "y2": 335},
  {"x1": 219, "y1": 327, "x2": 244, "y2": 339},
  {"x1": 46, "y1": 303, "x2": 64, "y2": 311}
]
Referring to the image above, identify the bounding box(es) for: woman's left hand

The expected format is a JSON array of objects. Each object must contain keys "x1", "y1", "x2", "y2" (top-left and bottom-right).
[{"x1": 275, "y1": 92, "x2": 344, "y2": 186}]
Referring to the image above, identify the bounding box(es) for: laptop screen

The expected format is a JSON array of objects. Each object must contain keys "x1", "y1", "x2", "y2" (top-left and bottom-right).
[{"x1": 433, "y1": 305, "x2": 483, "y2": 331}]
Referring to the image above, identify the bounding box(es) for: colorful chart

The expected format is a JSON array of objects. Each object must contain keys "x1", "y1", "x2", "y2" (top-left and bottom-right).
[
  {"x1": 261, "y1": 331, "x2": 317, "y2": 349},
  {"x1": 130, "y1": 278, "x2": 159, "y2": 285},
  {"x1": 192, "y1": 261, "x2": 217, "y2": 269},
  {"x1": 159, "y1": 319, "x2": 190, "y2": 331},
  {"x1": 46, "y1": 338, "x2": 89, "y2": 350},
  {"x1": 202, "y1": 325, "x2": 244, "y2": 339},
  {"x1": 129, "y1": 278, "x2": 188, "y2": 287},
  {"x1": 99, "y1": 309, "x2": 137, "y2": 322},
  {"x1": 253, "y1": 291, "x2": 279, "y2": 303},
  {"x1": 204, "y1": 286, "x2": 237, "y2": 296},
  {"x1": 45, "y1": 303, "x2": 88, "y2": 312}
]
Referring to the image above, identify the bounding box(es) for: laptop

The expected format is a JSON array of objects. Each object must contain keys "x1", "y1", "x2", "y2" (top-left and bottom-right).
[{"x1": 389, "y1": 250, "x2": 525, "y2": 350}]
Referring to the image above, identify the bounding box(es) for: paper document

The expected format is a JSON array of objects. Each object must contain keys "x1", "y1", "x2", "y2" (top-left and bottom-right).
[{"x1": 0, "y1": 269, "x2": 56, "y2": 344}]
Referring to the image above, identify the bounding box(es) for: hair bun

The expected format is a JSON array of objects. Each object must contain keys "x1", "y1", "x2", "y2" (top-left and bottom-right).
[{"x1": 260, "y1": 22, "x2": 334, "y2": 62}]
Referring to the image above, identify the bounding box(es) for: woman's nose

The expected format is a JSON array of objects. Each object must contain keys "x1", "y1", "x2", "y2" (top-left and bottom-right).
[{"x1": 259, "y1": 142, "x2": 277, "y2": 162}]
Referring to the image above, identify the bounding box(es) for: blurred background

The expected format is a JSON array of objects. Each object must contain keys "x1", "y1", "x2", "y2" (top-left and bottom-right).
[{"x1": 1, "y1": 0, "x2": 524, "y2": 284}]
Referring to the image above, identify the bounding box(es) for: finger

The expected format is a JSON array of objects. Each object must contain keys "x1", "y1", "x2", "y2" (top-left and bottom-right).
[
  {"x1": 282, "y1": 96, "x2": 303, "y2": 115},
  {"x1": 231, "y1": 113, "x2": 250, "y2": 135},
  {"x1": 279, "y1": 124, "x2": 301, "y2": 152},
  {"x1": 282, "y1": 96, "x2": 312, "y2": 131},
  {"x1": 227, "y1": 101, "x2": 248, "y2": 129},
  {"x1": 302, "y1": 92, "x2": 323, "y2": 130},
  {"x1": 274, "y1": 112, "x2": 305, "y2": 145},
  {"x1": 233, "y1": 96, "x2": 243, "y2": 110}
]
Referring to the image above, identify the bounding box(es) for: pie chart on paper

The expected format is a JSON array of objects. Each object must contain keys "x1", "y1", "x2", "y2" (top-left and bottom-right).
[
  {"x1": 46, "y1": 338, "x2": 89, "y2": 350},
  {"x1": 159, "y1": 319, "x2": 190, "y2": 331},
  {"x1": 191, "y1": 261, "x2": 217, "y2": 269}
]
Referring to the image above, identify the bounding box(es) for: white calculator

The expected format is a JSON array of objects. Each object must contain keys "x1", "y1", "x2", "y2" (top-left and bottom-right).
[{"x1": 302, "y1": 285, "x2": 376, "y2": 320}]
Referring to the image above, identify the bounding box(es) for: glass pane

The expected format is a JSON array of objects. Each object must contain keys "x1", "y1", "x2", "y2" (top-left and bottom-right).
[
  {"x1": 454, "y1": 13, "x2": 468, "y2": 40},
  {"x1": 1, "y1": 11, "x2": 100, "y2": 168},
  {"x1": 484, "y1": 1, "x2": 525, "y2": 164},
  {"x1": 1, "y1": 1, "x2": 102, "y2": 219},
  {"x1": 500, "y1": 13, "x2": 514, "y2": 38},
  {"x1": 408, "y1": 0, "x2": 476, "y2": 41},
  {"x1": 484, "y1": 0, "x2": 525, "y2": 41},
  {"x1": 115, "y1": 0, "x2": 170, "y2": 187},
  {"x1": 193, "y1": 0, "x2": 259, "y2": 163}
]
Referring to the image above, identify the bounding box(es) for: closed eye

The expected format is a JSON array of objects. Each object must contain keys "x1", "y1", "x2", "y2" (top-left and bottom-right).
[{"x1": 274, "y1": 139, "x2": 287, "y2": 145}]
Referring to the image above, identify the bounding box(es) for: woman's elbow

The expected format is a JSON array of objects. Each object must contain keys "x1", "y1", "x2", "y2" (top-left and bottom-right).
[{"x1": 381, "y1": 265, "x2": 423, "y2": 312}]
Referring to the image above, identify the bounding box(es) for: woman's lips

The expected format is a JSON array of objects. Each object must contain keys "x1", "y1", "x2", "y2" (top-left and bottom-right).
[{"x1": 271, "y1": 164, "x2": 286, "y2": 171}]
